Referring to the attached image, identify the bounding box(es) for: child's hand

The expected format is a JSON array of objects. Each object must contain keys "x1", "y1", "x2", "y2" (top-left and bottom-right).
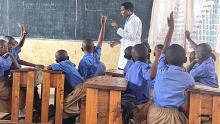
[
  {"x1": 185, "y1": 30, "x2": 190, "y2": 39},
  {"x1": 101, "y1": 16, "x2": 107, "y2": 25},
  {"x1": 35, "y1": 65, "x2": 44, "y2": 69},
  {"x1": 18, "y1": 22, "x2": 28, "y2": 36},
  {"x1": 111, "y1": 20, "x2": 119, "y2": 29},
  {"x1": 167, "y1": 12, "x2": 174, "y2": 29}
]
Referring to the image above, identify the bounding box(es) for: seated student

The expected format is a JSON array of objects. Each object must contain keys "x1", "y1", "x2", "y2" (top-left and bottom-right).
[
  {"x1": 78, "y1": 16, "x2": 106, "y2": 79},
  {"x1": 141, "y1": 41, "x2": 152, "y2": 65},
  {"x1": 123, "y1": 46, "x2": 133, "y2": 75},
  {"x1": 4, "y1": 23, "x2": 44, "y2": 68},
  {"x1": 147, "y1": 12, "x2": 195, "y2": 124},
  {"x1": 0, "y1": 39, "x2": 22, "y2": 113},
  {"x1": 122, "y1": 44, "x2": 152, "y2": 124},
  {"x1": 186, "y1": 30, "x2": 218, "y2": 88},
  {"x1": 47, "y1": 50, "x2": 85, "y2": 123}
]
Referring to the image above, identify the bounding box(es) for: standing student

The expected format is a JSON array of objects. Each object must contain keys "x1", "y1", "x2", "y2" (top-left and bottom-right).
[{"x1": 110, "y1": 2, "x2": 142, "y2": 70}]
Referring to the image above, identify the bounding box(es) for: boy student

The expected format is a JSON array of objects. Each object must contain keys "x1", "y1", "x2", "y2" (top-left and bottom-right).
[
  {"x1": 185, "y1": 30, "x2": 218, "y2": 88},
  {"x1": 123, "y1": 46, "x2": 133, "y2": 75},
  {"x1": 0, "y1": 39, "x2": 21, "y2": 113},
  {"x1": 78, "y1": 16, "x2": 106, "y2": 79},
  {"x1": 4, "y1": 23, "x2": 44, "y2": 69},
  {"x1": 147, "y1": 12, "x2": 195, "y2": 124},
  {"x1": 47, "y1": 50, "x2": 85, "y2": 123}
]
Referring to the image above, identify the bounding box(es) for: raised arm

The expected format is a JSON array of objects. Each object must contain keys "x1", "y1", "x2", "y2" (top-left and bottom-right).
[
  {"x1": 185, "y1": 30, "x2": 197, "y2": 50},
  {"x1": 150, "y1": 48, "x2": 162, "y2": 79},
  {"x1": 97, "y1": 16, "x2": 107, "y2": 46},
  {"x1": 16, "y1": 23, "x2": 28, "y2": 49},
  {"x1": 162, "y1": 12, "x2": 174, "y2": 53}
]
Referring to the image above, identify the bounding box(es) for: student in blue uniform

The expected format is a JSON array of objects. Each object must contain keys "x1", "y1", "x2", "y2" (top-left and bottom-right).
[
  {"x1": 78, "y1": 16, "x2": 106, "y2": 79},
  {"x1": 48, "y1": 50, "x2": 85, "y2": 123},
  {"x1": 123, "y1": 46, "x2": 133, "y2": 75},
  {"x1": 186, "y1": 30, "x2": 218, "y2": 88},
  {"x1": 0, "y1": 39, "x2": 21, "y2": 113},
  {"x1": 147, "y1": 12, "x2": 195, "y2": 124}
]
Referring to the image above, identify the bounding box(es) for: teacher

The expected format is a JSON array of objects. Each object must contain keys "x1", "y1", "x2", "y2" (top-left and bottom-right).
[{"x1": 110, "y1": 2, "x2": 142, "y2": 70}]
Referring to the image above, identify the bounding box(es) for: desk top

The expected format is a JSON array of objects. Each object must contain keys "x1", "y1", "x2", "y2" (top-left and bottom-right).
[
  {"x1": 11, "y1": 68, "x2": 62, "y2": 74},
  {"x1": 105, "y1": 69, "x2": 124, "y2": 78},
  {"x1": 189, "y1": 83, "x2": 220, "y2": 96},
  {"x1": 85, "y1": 76, "x2": 127, "y2": 91}
]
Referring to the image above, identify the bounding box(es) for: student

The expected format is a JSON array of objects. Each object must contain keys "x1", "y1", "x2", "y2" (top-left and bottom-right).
[
  {"x1": 147, "y1": 12, "x2": 195, "y2": 124},
  {"x1": 0, "y1": 39, "x2": 21, "y2": 113},
  {"x1": 47, "y1": 50, "x2": 85, "y2": 123},
  {"x1": 4, "y1": 23, "x2": 44, "y2": 69},
  {"x1": 78, "y1": 16, "x2": 106, "y2": 79},
  {"x1": 186, "y1": 30, "x2": 218, "y2": 88},
  {"x1": 122, "y1": 43, "x2": 152, "y2": 124},
  {"x1": 123, "y1": 46, "x2": 133, "y2": 75},
  {"x1": 141, "y1": 41, "x2": 152, "y2": 65}
]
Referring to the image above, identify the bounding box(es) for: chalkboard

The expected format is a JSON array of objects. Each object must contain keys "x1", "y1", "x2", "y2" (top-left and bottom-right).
[{"x1": 0, "y1": 0, "x2": 153, "y2": 40}]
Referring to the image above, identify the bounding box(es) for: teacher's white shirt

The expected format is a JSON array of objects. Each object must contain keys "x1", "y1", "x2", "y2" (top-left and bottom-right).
[{"x1": 117, "y1": 13, "x2": 142, "y2": 69}]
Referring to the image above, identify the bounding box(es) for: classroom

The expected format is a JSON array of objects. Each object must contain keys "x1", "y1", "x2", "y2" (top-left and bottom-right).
[{"x1": 0, "y1": 0, "x2": 220, "y2": 124}]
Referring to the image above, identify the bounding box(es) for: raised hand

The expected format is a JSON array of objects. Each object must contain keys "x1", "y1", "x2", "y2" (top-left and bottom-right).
[{"x1": 101, "y1": 16, "x2": 107, "y2": 25}]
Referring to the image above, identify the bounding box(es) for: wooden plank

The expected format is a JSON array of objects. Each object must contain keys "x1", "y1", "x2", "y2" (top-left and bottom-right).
[
  {"x1": 201, "y1": 95, "x2": 212, "y2": 116},
  {"x1": 85, "y1": 76, "x2": 127, "y2": 91},
  {"x1": 97, "y1": 90, "x2": 109, "y2": 124},
  {"x1": 41, "y1": 72, "x2": 51, "y2": 123},
  {"x1": 106, "y1": 69, "x2": 124, "y2": 78},
  {"x1": 212, "y1": 96, "x2": 220, "y2": 124},
  {"x1": 189, "y1": 84, "x2": 220, "y2": 96},
  {"x1": 108, "y1": 91, "x2": 121, "y2": 124},
  {"x1": 54, "y1": 74, "x2": 64, "y2": 124},
  {"x1": 188, "y1": 92, "x2": 202, "y2": 124},
  {"x1": 0, "y1": 120, "x2": 16, "y2": 124},
  {"x1": 24, "y1": 71, "x2": 35, "y2": 124},
  {"x1": 11, "y1": 72, "x2": 21, "y2": 123},
  {"x1": 85, "y1": 88, "x2": 98, "y2": 124}
]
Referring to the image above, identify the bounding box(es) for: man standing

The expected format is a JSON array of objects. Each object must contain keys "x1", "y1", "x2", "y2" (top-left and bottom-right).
[{"x1": 110, "y1": 2, "x2": 142, "y2": 69}]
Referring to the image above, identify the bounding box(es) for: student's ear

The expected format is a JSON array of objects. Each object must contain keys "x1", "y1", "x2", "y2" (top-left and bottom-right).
[
  {"x1": 67, "y1": 56, "x2": 69, "y2": 60},
  {"x1": 184, "y1": 57, "x2": 187, "y2": 63},
  {"x1": 81, "y1": 47, "x2": 84, "y2": 52}
]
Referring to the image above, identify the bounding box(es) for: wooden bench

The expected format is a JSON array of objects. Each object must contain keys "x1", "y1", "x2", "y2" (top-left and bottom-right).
[
  {"x1": 105, "y1": 69, "x2": 124, "y2": 78},
  {"x1": 0, "y1": 68, "x2": 64, "y2": 124},
  {"x1": 80, "y1": 76, "x2": 127, "y2": 124},
  {"x1": 188, "y1": 84, "x2": 220, "y2": 124}
]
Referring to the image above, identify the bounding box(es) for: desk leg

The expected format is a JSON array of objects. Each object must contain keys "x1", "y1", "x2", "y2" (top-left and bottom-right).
[
  {"x1": 25, "y1": 71, "x2": 35, "y2": 123},
  {"x1": 212, "y1": 96, "x2": 220, "y2": 124},
  {"x1": 55, "y1": 74, "x2": 64, "y2": 124},
  {"x1": 11, "y1": 72, "x2": 21, "y2": 123},
  {"x1": 189, "y1": 93, "x2": 201, "y2": 124},
  {"x1": 41, "y1": 72, "x2": 50, "y2": 123},
  {"x1": 85, "y1": 88, "x2": 98, "y2": 124},
  {"x1": 109, "y1": 91, "x2": 121, "y2": 124}
]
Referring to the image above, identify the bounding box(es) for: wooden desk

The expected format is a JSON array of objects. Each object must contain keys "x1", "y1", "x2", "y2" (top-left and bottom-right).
[
  {"x1": 0, "y1": 68, "x2": 64, "y2": 124},
  {"x1": 106, "y1": 69, "x2": 124, "y2": 78},
  {"x1": 80, "y1": 76, "x2": 127, "y2": 124},
  {"x1": 188, "y1": 84, "x2": 220, "y2": 124}
]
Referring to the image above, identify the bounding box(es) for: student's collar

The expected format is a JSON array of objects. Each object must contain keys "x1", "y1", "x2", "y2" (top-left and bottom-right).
[{"x1": 84, "y1": 52, "x2": 93, "y2": 57}]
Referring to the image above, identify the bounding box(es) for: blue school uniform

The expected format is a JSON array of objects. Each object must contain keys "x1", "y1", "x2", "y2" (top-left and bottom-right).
[
  {"x1": 190, "y1": 57, "x2": 218, "y2": 88},
  {"x1": 78, "y1": 45, "x2": 105, "y2": 79},
  {"x1": 0, "y1": 56, "x2": 12, "y2": 78},
  {"x1": 11, "y1": 47, "x2": 21, "y2": 60},
  {"x1": 153, "y1": 54, "x2": 195, "y2": 108},
  {"x1": 125, "y1": 61, "x2": 151, "y2": 105},
  {"x1": 51, "y1": 60, "x2": 84, "y2": 89},
  {"x1": 124, "y1": 59, "x2": 134, "y2": 75}
]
